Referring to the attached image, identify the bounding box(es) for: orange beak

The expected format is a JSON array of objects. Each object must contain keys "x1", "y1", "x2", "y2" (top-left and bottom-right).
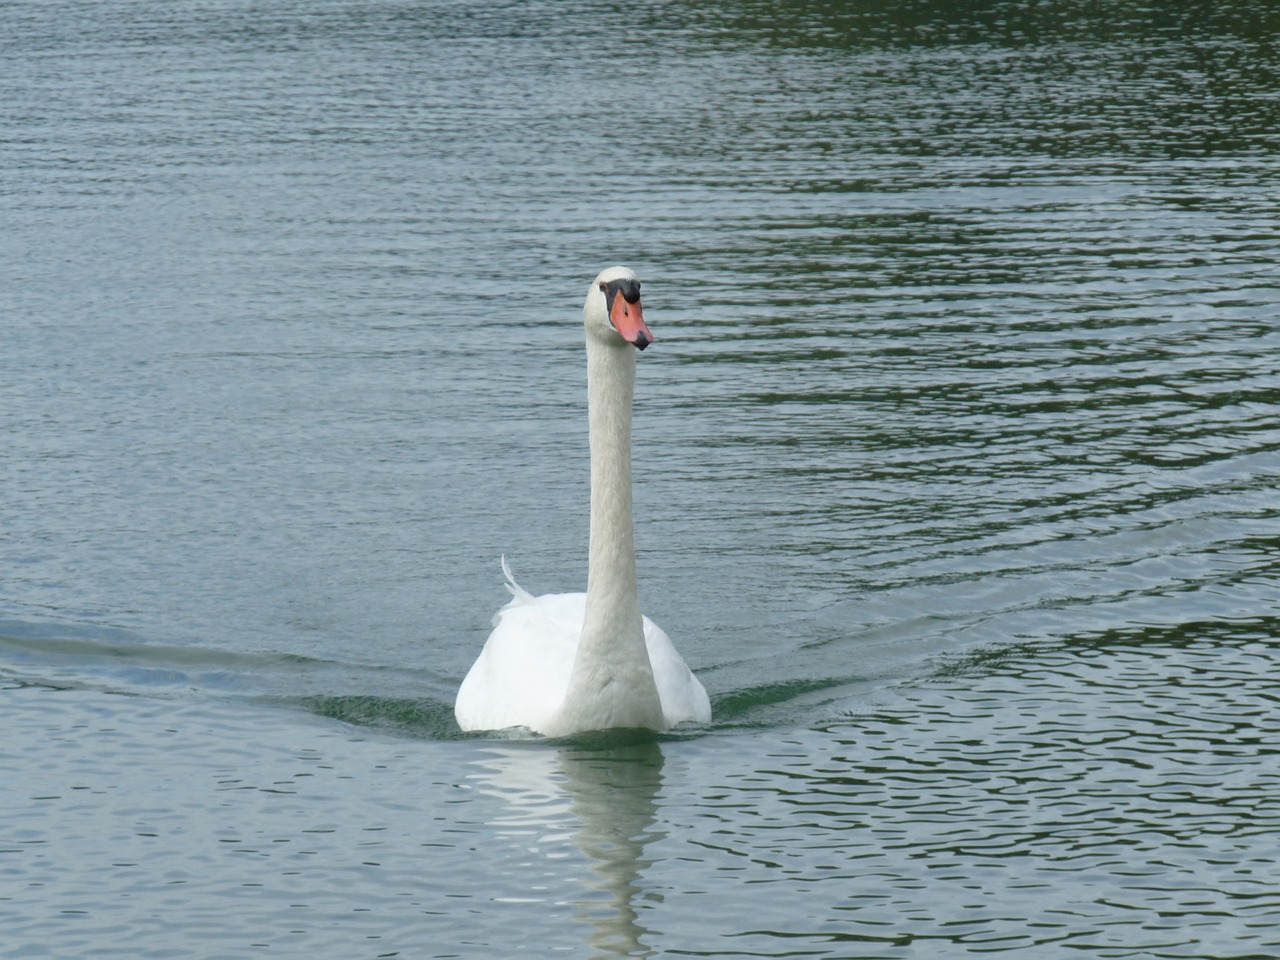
[{"x1": 609, "y1": 291, "x2": 653, "y2": 350}]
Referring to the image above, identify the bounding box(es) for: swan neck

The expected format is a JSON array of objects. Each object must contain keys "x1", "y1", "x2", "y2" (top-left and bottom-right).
[
  {"x1": 584, "y1": 338, "x2": 639, "y2": 622},
  {"x1": 553, "y1": 333, "x2": 663, "y2": 734}
]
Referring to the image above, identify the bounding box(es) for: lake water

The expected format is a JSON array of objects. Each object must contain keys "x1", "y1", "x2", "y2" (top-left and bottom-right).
[{"x1": 3, "y1": 1, "x2": 1279, "y2": 956}]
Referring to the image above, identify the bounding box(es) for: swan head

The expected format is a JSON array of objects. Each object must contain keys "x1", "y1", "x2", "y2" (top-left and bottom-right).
[{"x1": 586, "y1": 266, "x2": 652, "y2": 350}]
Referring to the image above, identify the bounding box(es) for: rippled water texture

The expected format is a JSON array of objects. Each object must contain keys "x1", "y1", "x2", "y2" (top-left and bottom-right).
[{"x1": 3, "y1": 1, "x2": 1279, "y2": 957}]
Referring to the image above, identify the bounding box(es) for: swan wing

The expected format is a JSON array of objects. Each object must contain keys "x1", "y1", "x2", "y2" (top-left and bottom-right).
[
  {"x1": 455, "y1": 588, "x2": 586, "y2": 734},
  {"x1": 643, "y1": 615, "x2": 712, "y2": 726}
]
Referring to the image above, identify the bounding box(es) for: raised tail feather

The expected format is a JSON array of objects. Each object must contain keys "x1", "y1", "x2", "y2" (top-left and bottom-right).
[{"x1": 500, "y1": 555, "x2": 535, "y2": 604}]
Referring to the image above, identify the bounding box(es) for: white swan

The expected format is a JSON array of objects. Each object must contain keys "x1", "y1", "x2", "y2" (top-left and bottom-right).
[{"x1": 455, "y1": 266, "x2": 711, "y2": 737}]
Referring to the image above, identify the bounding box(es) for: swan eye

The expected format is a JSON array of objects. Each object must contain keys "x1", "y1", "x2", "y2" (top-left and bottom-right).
[{"x1": 599, "y1": 282, "x2": 608, "y2": 292}]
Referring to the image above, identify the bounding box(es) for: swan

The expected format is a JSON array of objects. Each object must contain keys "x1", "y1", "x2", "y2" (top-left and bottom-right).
[{"x1": 455, "y1": 266, "x2": 710, "y2": 737}]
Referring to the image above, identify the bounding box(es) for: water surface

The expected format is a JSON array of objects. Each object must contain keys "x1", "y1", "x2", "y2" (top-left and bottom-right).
[{"x1": 3, "y1": 1, "x2": 1279, "y2": 956}]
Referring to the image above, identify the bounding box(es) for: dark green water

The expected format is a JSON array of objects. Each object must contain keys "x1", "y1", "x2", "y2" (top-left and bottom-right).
[{"x1": 3, "y1": 1, "x2": 1279, "y2": 956}]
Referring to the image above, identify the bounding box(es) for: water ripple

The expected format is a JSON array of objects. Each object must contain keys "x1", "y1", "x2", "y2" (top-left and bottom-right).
[
  {"x1": 2, "y1": 3, "x2": 1279, "y2": 956},
  {"x1": 671, "y1": 623, "x2": 1280, "y2": 957}
]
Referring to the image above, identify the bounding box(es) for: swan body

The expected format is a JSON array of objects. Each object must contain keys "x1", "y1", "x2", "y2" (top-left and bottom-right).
[{"x1": 455, "y1": 267, "x2": 710, "y2": 737}]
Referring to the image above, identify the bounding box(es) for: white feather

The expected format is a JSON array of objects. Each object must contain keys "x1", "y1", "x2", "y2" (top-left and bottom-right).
[{"x1": 455, "y1": 267, "x2": 710, "y2": 736}]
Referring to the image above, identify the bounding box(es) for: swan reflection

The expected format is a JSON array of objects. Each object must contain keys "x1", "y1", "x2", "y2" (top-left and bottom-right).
[{"x1": 466, "y1": 739, "x2": 666, "y2": 956}]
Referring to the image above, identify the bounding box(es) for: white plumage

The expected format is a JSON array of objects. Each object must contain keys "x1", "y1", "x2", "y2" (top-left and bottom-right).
[
  {"x1": 455, "y1": 267, "x2": 710, "y2": 737},
  {"x1": 455, "y1": 559, "x2": 710, "y2": 736}
]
